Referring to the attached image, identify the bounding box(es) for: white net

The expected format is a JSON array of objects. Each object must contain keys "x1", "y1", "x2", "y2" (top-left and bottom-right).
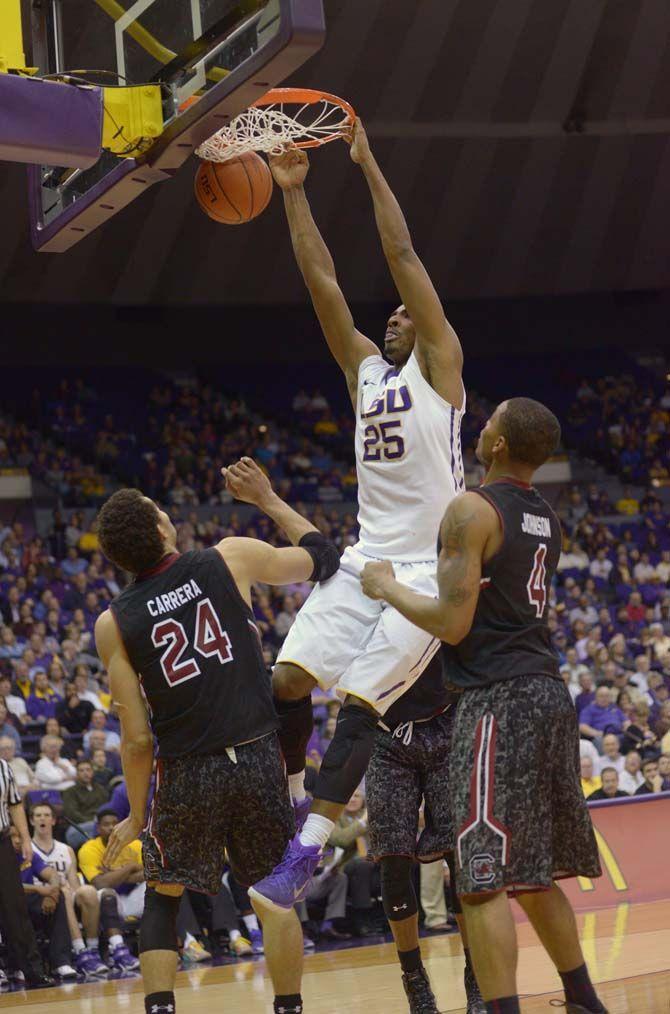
[{"x1": 195, "y1": 97, "x2": 353, "y2": 163}]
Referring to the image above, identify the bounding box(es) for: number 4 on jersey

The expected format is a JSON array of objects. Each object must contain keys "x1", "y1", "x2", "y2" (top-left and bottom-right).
[
  {"x1": 152, "y1": 597, "x2": 233, "y2": 687},
  {"x1": 527, "y1": 543, "x2": 548, "y2": 618}
]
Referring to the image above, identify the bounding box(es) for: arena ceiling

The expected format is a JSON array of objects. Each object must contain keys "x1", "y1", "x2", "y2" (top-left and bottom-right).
[{"x1": 1, "y1": 0, "x2": 670, "y2": 305}]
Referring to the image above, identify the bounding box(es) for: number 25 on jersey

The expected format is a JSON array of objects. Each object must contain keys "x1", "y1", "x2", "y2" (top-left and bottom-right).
[
  {"x1": 361, "y1": 384, "x2": 411, "y2": 462},
  {"x1": 151, "y1": 597, "x2": 233, "y2": 687}
]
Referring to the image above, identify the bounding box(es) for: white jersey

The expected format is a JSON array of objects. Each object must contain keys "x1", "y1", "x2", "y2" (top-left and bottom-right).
[
  {"x1": 355, "y1": 352, "x2": 465, "y2": 562},
  {"x1": 32, "y1": 839, "x2": 72, "y2": 885}
]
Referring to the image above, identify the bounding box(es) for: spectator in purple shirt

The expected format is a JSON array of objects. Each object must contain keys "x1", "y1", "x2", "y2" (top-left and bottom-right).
[
  {"x1": 109, "y1": 776, "x2": 155, "y2": 820},
  {"x1": 579, "y1": 686, "x2": 627, "y2": 744},
  {"x1": 61, "y1": 548, "x2": 88, "y2": 579},
  {"x1": 84, "y1": 730, "x2": 122, "y2": 776},
  {"x1": 574, "y1": 671, "x2": 596, "y2": 716},
  {"x1": 26, "y1": 671, "x2": 62, "y2": 723},
  {"x1": 0, "y1": 699, "x2": 22, "y2": 755}
]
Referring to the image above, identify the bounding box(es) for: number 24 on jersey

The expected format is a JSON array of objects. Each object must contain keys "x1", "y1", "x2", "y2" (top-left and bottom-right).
[{"x1": 151, "y1": 597, "x2": 233, "y2": 687}]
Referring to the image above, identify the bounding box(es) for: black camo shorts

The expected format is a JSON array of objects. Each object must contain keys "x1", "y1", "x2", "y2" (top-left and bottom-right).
[
  {"x1": 366, "y1": 708, "x2": 454, "y2": 861},
  {"x1": 142, "y1": 732, "x2": 295, "y2": 894},
  {"x1": 451, "y1": 675, "x2": 601, "y2": 897}
]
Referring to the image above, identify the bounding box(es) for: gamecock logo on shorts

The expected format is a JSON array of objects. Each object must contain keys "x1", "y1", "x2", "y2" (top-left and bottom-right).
[{"x1": 470, "y1": 852, "x2": 496, "y2": 885}]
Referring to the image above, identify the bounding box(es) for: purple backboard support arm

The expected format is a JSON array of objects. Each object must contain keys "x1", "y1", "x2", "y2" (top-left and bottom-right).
[
  {"x1": 30, "y1": 0, "x2": 326, "y2": 254},
  {"x1": 0, "y1": 74, "x2": 102, "y2": 168}
]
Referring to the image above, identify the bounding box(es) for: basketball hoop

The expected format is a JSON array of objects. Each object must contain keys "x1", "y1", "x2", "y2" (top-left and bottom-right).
[{"x1": 195, "y1": 87, "x2": 356, "y2": 164}]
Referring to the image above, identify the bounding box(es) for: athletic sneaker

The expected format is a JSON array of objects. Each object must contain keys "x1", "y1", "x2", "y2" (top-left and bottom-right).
[
  {"x1": 402, "y1": 967, "x2": 439, "y2": 1014},
  {"x1": 249, "y1": 928, "x2": 264, "y2": 955},
  {"x1": 293, "y1": 797, "x2": 311, "y2": 832},
  {"x1": 108, "y1": 944, "x2": 140, "y2": 972},
  {"x1": 75, "y1": 948, "x2": 108, "y2": 978},
  {"x1": 464, "y1": 955, "x2": 486, "y2": 1013},
  {"x1": 182, "y1": 939, "x2": 211, "y2": 963},
  {"x1": 231, "y1": 935, "x2": 253, "y2": 958},
  {"x1": 55, "y1": 965, "x2": 78, "y2": 981},
  {"x1": 302, "y1": 935, "x2": 316, "y2": 952},
  {"x1": 249, "y1": 834, "x2": 322, "y2": 910}
]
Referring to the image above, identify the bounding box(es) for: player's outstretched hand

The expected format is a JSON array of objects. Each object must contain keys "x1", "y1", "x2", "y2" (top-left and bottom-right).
[
  {"x1": 222, "y1": 457, "x2": 273, "y2": 507},
  {"x1": 104, "y1": 815, "x2": 142, "y2": 868},
  {"x1": 360, "y1": 560, "x2": 395, "y2": 600},
  {"x1": 349, "y1": 118, "x2": 372, "y2": 165},
  {"x1": 269, "y1": 146, "x2": 309, "y2": 189}
]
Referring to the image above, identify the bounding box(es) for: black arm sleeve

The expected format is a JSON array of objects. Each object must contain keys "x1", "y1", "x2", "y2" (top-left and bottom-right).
[{"x1": 298, "y1": 532, "x2": 340, "y2": 583}]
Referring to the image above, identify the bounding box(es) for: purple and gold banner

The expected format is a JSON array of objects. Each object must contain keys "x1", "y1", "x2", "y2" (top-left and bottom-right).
[{"x1": 562, "y1": 793, "x2": 669, "y2": 911}]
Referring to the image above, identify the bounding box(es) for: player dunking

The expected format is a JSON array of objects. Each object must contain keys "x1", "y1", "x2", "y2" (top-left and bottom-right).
[
  {"x1": 251, "y1": 120, "x2": 466, "y2": 917},
  {"x1": 221, "y1": 449, "x2": 484, "y2": 1013},
  {"x1": 95, "y1": 469, "x2": 340, "y2": 1014},
  {"x1": 361, "y1": 398, "x2": 607, "y2": 1014}
]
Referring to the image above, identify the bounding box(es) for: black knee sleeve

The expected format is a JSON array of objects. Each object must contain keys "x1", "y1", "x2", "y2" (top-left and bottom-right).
[
  {"x1": 274, "y1": 695, "x2": 313, "y2": 776},
  {"x1": 445, "y1": 851, "x2": 461, "y2": 915},
  {"x1": 227, "y1": 873, "x2": 251, "y2": 914},
  {"x1": 100, "y1": 890, "x2": 121, "y2": 932},
  {"x1": 314, "y1": 704, "x2": 378, "y2": 806},
  {"x1": 381, "y1": 855, "x2": 418, "y2": 922},
  {"x1": 139, "y1": 888, "x2": 181, "y2": 954}
]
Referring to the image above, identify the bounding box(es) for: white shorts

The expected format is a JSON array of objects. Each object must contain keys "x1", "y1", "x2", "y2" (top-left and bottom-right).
[
  {"x1": 276, "y1": 545, "x2": 440, "y2": 715},
  {"x1": 117, "y1": 882, "x2": 146, "y2": 920}
]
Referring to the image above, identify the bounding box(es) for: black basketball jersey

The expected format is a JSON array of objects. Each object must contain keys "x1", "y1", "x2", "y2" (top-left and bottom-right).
[
  {"x1": 111, "y1": 549, "x2": 277, "y2": 758},
  {"x1": 382, "y1": 652, "x2": 457, "y2": 728},
  {"x1": 440, "y1": 479, "x2": 562, "y2": 689}
]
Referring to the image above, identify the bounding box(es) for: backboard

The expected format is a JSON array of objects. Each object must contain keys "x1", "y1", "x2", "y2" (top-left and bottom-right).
[{"x1": 25, "y1": 0, "x2": 325, "y2": 252}]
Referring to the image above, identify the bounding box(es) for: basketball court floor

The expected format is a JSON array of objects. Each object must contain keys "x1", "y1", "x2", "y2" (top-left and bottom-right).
[{"x1": 2, "y1": 899, "x2": 668, "y2": 1014}]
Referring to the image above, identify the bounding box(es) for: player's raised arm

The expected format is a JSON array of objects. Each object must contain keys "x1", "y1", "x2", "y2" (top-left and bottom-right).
[
  {"x1": 360, "y1": 492, "x2": 496, "y2": 643},
  {"x1": 95, "y1": 610, "x2": 153, "y2": 865},
  {"x1": 217, "y1": 457, "x2": 340, "y2": 601},
  {"x1": 269, "y1": 148, "x2": 378, "y2": 405},
  {"x1": 350, "y1": 119, "x2": 463, "y2": 409}
]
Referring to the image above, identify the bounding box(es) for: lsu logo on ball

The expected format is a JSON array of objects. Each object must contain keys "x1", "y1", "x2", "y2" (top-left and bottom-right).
[{"x1": 470, "y1": 852, "x2": 496, "y2": 885}]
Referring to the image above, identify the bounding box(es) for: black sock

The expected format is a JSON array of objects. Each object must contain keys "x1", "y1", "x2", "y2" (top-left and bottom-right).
[
  {"x1": 559, "y1": 963, "x2": 603, "y2": 1011},
  {"x1": 145, "y1": 991, "x2": 175, "y2": 1014},
  {"x1": 485, "y1": 997, "x2": 520, "y2": 1013},
  {"x1": 274, "y1": 994, "x2": 303, "y2": 1013},
  {"x1": 398, "y1": 946, "x2": 422, "y2": 974}
]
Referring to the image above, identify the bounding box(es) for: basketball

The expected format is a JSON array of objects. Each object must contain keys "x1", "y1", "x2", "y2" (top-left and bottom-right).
[{"x1": 194, "y1": 152, "x2": 273, "y2": 225}]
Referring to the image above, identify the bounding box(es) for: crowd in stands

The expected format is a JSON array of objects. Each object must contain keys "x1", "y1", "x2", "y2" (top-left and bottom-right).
[
  {"x1": 565, "y1": 374, "x2": 670, "y2": 486},
  {"x1": 552, "y1": 478, "x2": 670, "y2": 802},
  {"x1": 0, "y1": 365, "x2": 668, "y2": 984},
  {"x1": 1, "y1": 374, "x2": 494, "y2": 508}
]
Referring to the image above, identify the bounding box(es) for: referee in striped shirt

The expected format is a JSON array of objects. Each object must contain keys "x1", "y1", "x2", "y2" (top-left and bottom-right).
[{"x1": 0, "y1": 758, "x2": 52, "y2": 987}]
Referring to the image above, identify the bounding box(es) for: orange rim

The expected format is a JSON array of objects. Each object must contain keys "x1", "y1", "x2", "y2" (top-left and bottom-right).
[{"x1": 251, "y1": 87, "x2": 356, "y2": 148}]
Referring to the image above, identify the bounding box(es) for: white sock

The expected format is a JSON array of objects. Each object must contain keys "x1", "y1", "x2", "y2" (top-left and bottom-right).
[
  {"x1": 184, "y1": 932, "x2": 197, "y2": 947},
  {"x1": 242, "y1": 914, "x2": 259, "y2": 934},
  {"x1": 109, "y1": 934, "x2": 124, "y2": 949},
  {"x1": 299, "y1": 813, "x2": 334, "y2": 850},
  {"x1": 229, "y1": 929, "x2": 241, "y2": 943},
  {"x1": 288, "y1": 771, "x2": 306, "y2": 803},
  {"x1": 72, "y1": 938, "x2": 86, "y2": 954},
  {"x1": 88, "y1": 937, "x2": 99, "y2": 950}
]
